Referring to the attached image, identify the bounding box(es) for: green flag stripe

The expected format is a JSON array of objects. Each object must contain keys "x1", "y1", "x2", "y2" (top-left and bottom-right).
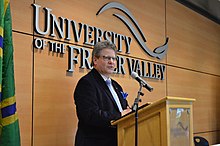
[{"x1": 0, "y1": 120, "x2": 20, "y2": 146}]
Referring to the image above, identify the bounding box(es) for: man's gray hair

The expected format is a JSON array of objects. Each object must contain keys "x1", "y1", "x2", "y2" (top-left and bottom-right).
[{"x1": 91, "y1": 40, "x2": 117, "y2": 66}]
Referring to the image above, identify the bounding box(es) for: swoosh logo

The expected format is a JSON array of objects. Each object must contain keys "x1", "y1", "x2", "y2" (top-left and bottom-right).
[{"x1": 96, "y1": 2, "x2": 169, "y2": 60}]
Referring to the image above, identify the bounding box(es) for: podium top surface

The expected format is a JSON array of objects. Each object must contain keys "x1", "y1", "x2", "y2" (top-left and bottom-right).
[
  {"x1": 164, "y1": 96, "x2": 196, "y2": 102},
  {"x1": 111, "y1": 96, "x2": 195, "y2": 125}
]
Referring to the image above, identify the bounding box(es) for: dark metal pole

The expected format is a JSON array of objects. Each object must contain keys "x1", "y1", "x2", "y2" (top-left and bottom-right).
[{"x1": 132, "y1": 84, "x2": 144, "y2": 146}]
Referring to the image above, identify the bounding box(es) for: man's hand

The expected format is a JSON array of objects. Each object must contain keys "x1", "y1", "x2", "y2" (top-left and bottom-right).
[{"x1": 121, "y1": 106, "x2": 132, "y2": 116}]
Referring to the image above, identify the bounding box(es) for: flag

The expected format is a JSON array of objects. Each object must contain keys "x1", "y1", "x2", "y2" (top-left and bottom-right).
[{"x1": 0, "y1": 0, "x2": 21, "y2": 145}]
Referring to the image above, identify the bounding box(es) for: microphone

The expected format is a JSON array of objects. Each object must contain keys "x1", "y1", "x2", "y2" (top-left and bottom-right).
[{"x1": 131, "y1": 72, "x2": 153, "y2": 92}]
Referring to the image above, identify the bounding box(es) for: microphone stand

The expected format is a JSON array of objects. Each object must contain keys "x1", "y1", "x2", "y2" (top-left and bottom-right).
[{"x1": 132, "y1": 83, "x2": 144, "y2": 146}]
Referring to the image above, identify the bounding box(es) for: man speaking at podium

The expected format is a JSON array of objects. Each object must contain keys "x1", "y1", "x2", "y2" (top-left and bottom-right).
[{"x1": 74, "y1": 40, "x2": 131, "y2": 146}]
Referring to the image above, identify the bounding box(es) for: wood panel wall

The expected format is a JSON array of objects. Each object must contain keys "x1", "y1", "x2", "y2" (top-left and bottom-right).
[
  {"x1": 10, "y1": 0, "x2": 220, "y2": 145},
  {"x1": 166, "y1": 0, "x2": 220, "y2": 144}
]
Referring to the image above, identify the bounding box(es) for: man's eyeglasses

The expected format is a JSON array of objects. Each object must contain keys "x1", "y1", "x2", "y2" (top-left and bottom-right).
[{"x1": 100, "y1": 55, "x2": 117, "y2": 61}]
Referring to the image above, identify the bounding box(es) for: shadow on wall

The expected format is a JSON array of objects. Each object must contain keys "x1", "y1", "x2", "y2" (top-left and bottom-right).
[{"x1": 215, "y1": 77, "x2": 220, "y2": 143}]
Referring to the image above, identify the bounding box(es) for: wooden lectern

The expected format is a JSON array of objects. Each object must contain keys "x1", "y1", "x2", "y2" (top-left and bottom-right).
[{"x1": 112, "y1": 96, "x2": 195, "y2": 146}]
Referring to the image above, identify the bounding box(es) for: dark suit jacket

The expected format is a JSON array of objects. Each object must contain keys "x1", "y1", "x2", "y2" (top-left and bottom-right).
[{"x1": 74, "y1": 68, "x2": 128, "y2": 146}]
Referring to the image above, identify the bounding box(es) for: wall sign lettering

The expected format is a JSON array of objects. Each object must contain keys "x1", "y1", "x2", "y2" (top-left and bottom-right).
[{"x1": 32, "y1": 2, "x2": 168, "y2": 80}]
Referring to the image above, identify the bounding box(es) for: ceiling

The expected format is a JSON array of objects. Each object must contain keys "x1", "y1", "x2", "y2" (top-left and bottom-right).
[{"x1": 176, "y1": 0, "x2": 220, "y2": 24}]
